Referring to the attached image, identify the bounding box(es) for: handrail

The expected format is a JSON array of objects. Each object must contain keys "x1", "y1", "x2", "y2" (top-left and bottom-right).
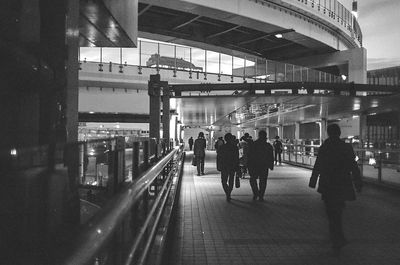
[{"x1": 60, "y1": 147, "x2": 181, "y2": 265}]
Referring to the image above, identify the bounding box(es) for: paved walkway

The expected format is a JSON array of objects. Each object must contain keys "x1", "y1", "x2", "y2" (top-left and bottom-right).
[{"x1": 167, "y1": 151, "x2": 400, "y2": 265}]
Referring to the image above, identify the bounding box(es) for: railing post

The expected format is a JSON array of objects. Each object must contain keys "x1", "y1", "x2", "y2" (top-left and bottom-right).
[
  {"x1": 132, "y1": 142, "x2": 140, "y2": 179},
  {"x1": 143, "y1": 140, "x2": 149, "y2": 169}
]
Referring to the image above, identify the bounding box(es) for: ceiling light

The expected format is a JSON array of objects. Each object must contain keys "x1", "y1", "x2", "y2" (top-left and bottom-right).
[{"x1": 275, "y1": 34, "x2": 283, "y2": 39}]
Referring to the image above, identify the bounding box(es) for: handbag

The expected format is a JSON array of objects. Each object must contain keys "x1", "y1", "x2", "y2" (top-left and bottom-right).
[
  {"x1": 235, "y1": 172, "x2": 240, "y2": 188},
  {"x1": 192, "y1": 156, "x2": 197, "y2": 166}
]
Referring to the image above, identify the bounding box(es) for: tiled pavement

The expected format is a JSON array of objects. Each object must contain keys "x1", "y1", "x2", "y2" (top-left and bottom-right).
[{"x1": 167, "y1": 151, "x2": 400, "y2": 265}]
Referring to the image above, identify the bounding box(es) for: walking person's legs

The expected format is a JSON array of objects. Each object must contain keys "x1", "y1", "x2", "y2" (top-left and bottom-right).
[
  {"x1": 200, "y1": 156, "x2": 205, "y2": 174},
  {"x1": 258, "y1": 175, "x2": 268, "y2": 201},
  {"x1": 324, "y1": 200, "x2": 347, "y2": 250},
  {"x1": 249, "y1": 175, "x2": 259, "y2": 200},
  {"x1": 196, "y1": 156, "x2": 201, "y2": 175}
]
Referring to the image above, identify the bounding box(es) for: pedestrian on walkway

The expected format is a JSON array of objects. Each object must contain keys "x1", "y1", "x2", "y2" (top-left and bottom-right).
[
  {"x1": 273, "y1": 135, "x2": 283, "y2": 165},
  {"x1": 214, "y1": 137, "x2": 224, "y2": 153},
  {"x1": 217, "y1": 133, "x2": 240, "y2": 202},
  {"x1": 193, "y1": 132, "x2": 206, "y2": 176},
  {"x1": 247, "y1": 130, "x2": 274, "y2": 201},
  {"x1": 309, "y1": 123, "x2": 362, "y2": 252},
  {"x1": 188, "y1": 137, "x2": 194, "y2": 151}
]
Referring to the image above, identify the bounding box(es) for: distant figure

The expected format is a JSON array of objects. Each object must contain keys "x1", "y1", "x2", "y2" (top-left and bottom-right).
[
  {"x1": 188, "y1": 137, "x2": 194, "y2": 151},
  {"x1": 217, "y1": 133, "x2": 240, "y2": 202},
  {"x1": 273, "y1": 135, "x2": 283, "y2": 165},
  {"x1": 193, "y1": 132, "x2": 207, "y2": 176},
  {"x1": 214, "y1": 137, "x2": 224, "y2": 152},
  {"x1": 239, "y1": 133, "x2": 252, "y2": 176},
  {"x1": 247, "y1": 130, "x2": 274, "y2": 201},
  {"x1": 309, "y1": 124, "x2": 362, "y2": 253}
]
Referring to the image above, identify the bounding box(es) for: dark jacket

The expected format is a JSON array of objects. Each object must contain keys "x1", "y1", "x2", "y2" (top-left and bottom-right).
[
  {"x1": 217, "y1": 142, "x2": 239, "y2": 172},
  {"x1": 273, "y1": 139, "x2": 283, "y2": 153},
  {"x1": 310, "y1": 137, "x2": 362, "y2": 201},
  {"x1": 247, "y1": 139, "x2": 274, "y2": 176},
  {"x1": 193, "y1": 138, "x2": 206, "y2": 158}
]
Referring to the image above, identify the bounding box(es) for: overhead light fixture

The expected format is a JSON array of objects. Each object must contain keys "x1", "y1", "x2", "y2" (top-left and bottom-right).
[
  {"x1": 275, "y1": 34, "x2": 283, "y2": 39},
  {"x1": 341, "y1": 75, "x2": 347, "y2": 81}
]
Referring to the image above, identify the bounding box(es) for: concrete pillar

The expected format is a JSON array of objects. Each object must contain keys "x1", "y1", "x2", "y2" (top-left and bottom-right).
[
  {"x1": 162, "y1": 85, "x2": 170, "y2": 140},
  {"x1": 295, "y1": 122, "x2": 301, "y2": 143},
  {"x1": 319, "y1": 119, "x2": 328, "y2": 143},
  {"x1": 278, "y1": 125, "x2": 283, "y2": 139},
  {"x1": 175, "y1": 117, "x2": 179, "y2": 146},
  {"x1": 148, "y1": 74, "x2": 161, "y2": 139}
]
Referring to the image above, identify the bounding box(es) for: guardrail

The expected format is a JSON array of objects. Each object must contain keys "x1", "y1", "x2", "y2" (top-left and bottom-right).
[
  {"x1": 282, "y1": 143, "x2": 400, "y2": 187},
  {"x1": 0, "y1": 136, "x2": 181, "y2": 264},
  {"x1": 256, "y1": 0, "x2": 362, "y2": 46},
  {"x1": 60, "y1": 145, "x2": 185, "y2": 265}
]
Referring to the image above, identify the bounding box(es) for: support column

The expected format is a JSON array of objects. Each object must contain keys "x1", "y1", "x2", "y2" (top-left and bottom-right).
[
  {"x1": 162, "y1": 85, "x2": 170, "y2": 141},
  {"x1": 148, "y1": 74, "x2": 161, "y2": 139},
  {"x1": 319, "y1": 119, "x2": 328, "y2": 143},
  {"x1": 175, "y1": 116, "x2": 179, "y2": 146},
  {"x1": 295, "y1": 122, "x2": 301, "y2": 143}
]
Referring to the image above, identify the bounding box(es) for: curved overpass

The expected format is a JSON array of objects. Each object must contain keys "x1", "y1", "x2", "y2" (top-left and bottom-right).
[
  {"x1": 136, "y1": 0, "x2": 361, "y2": 59},
  {"x1": 79, "y1": 0, "x2": 366, "y2": 82}
]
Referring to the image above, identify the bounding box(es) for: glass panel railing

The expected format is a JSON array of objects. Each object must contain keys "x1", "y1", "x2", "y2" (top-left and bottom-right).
[{"x1": 80, "y1": 39, "x2": 343, "y2": 83}]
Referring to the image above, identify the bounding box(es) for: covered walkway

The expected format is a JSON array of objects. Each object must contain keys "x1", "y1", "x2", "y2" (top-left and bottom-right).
[{"x1": 167, "y1": 151, "x2": 400, "y2": 265}]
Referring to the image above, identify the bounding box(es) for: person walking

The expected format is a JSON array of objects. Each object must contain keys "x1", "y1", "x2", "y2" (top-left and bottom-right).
[
  {"x1": 247, "y1": 130, "x2": 274, "y2": 201},
  {"x1": 217, "y1": 133, "x2": 240, "y2": 202},
  {"x1": 193, "y1": 132, "x2": 206, "y2": 176},
  {"x1": 188, "y1": 137, "x2": 194, "y2": 151},
  {"x1": 214, "y1": 137, "x2": 224, "y2": 153},
  {"x1": 273, "y1": 135, "x2": 283, "y2": 165},
  {"x1": 309, "y1": 124, "x2": 362, "y2": 253}
]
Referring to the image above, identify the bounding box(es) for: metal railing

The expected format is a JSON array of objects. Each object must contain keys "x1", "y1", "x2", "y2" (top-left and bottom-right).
[
  {"x1": 79, "y1": 39, "x2": 343, "y2": 84},
  {"x1": 1, "y1": 136, "x2": 183, "y2": 265},
  {"x1": 60, "y1": 145, "x2": 185, "y2": 265},
  {"x1": 282, "y1": 142, "x2": 400, "y2": 187},
  {"x1": 256, "y1": 0, "x2": 362, "y2": 45}
]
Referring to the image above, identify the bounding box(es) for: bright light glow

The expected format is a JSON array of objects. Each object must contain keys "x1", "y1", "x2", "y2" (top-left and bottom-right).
[
  {"x1": 275, "y1": 34, "x2": 283, "y2": 38},
  {"x1": 368, "y1": 158, "x2": 376, "y2": 166},
  {"x1": 10, "y1": 148, "x2": 17, "y2": 157},
  {"x1": 355, "y1": 155, "x2": 359, "y2": 162},
  {"x1": 341, "y1": 75, "x2": 347, "y2": 81},
  {"x1": 352, "y1": 115, "x2": 359, "y2": 118},
  {"x1": 89, "y1": 111, "x2": 95, "y2": 114},
  {"x1": 351, "y1": 11, "x2": 358, "y2": 19}
]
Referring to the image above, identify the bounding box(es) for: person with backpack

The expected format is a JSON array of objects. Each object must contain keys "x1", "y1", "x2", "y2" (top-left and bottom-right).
[{"x1": 273, "y1": 135, "x2": 283, "y2": 165}]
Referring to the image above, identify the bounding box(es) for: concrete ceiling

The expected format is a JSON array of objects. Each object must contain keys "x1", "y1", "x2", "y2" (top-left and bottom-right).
[{"x1": 171, "y1": 93, "x2": 400, "y2": 129}]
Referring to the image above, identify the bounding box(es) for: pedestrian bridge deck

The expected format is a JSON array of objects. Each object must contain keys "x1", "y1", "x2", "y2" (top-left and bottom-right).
[{"x1": 167, "y1": 151, "x2": 400, "y2": 265}]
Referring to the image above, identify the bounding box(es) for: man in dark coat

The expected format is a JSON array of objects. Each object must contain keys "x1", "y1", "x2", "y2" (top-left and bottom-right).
[
  {"x1": 248, "y1": 130, "x2": 274, "y2": 201},
  {"x1": 309, "y1": 124, "x2": 362, "y2": 252},
  {"x1": 193, "y1": 132, "x2": 207, "y2": 175},
  {"x1": 217, "y1": 133, "x2": 240, "y2": 202}
]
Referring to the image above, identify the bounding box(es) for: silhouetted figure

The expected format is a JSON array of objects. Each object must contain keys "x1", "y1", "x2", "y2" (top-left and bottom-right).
[
  {"x1": 217, "y1": 133, "x2": 240, "y2": 202},
  {"x1": 273, "y1": 135, "x2": 283, "y2": 165},
  {"x1": 193, "y1": 132, "x2": 206, "y2": 176},
  {"x1": 248, "y1": 130, "x2": 274, "y2": 201},
  {"x1": 214, "y1": 137, "x2": 224, "y2": 153},
  {"x1": 239, "y1": 133, "x2": 252, "y2": 176},
  {"x1": 188, "y1": 137, "x2": 194, "y2": 151},
  {"x1": 309, "y1": 124, "x2": 362, "y2": 253}
]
